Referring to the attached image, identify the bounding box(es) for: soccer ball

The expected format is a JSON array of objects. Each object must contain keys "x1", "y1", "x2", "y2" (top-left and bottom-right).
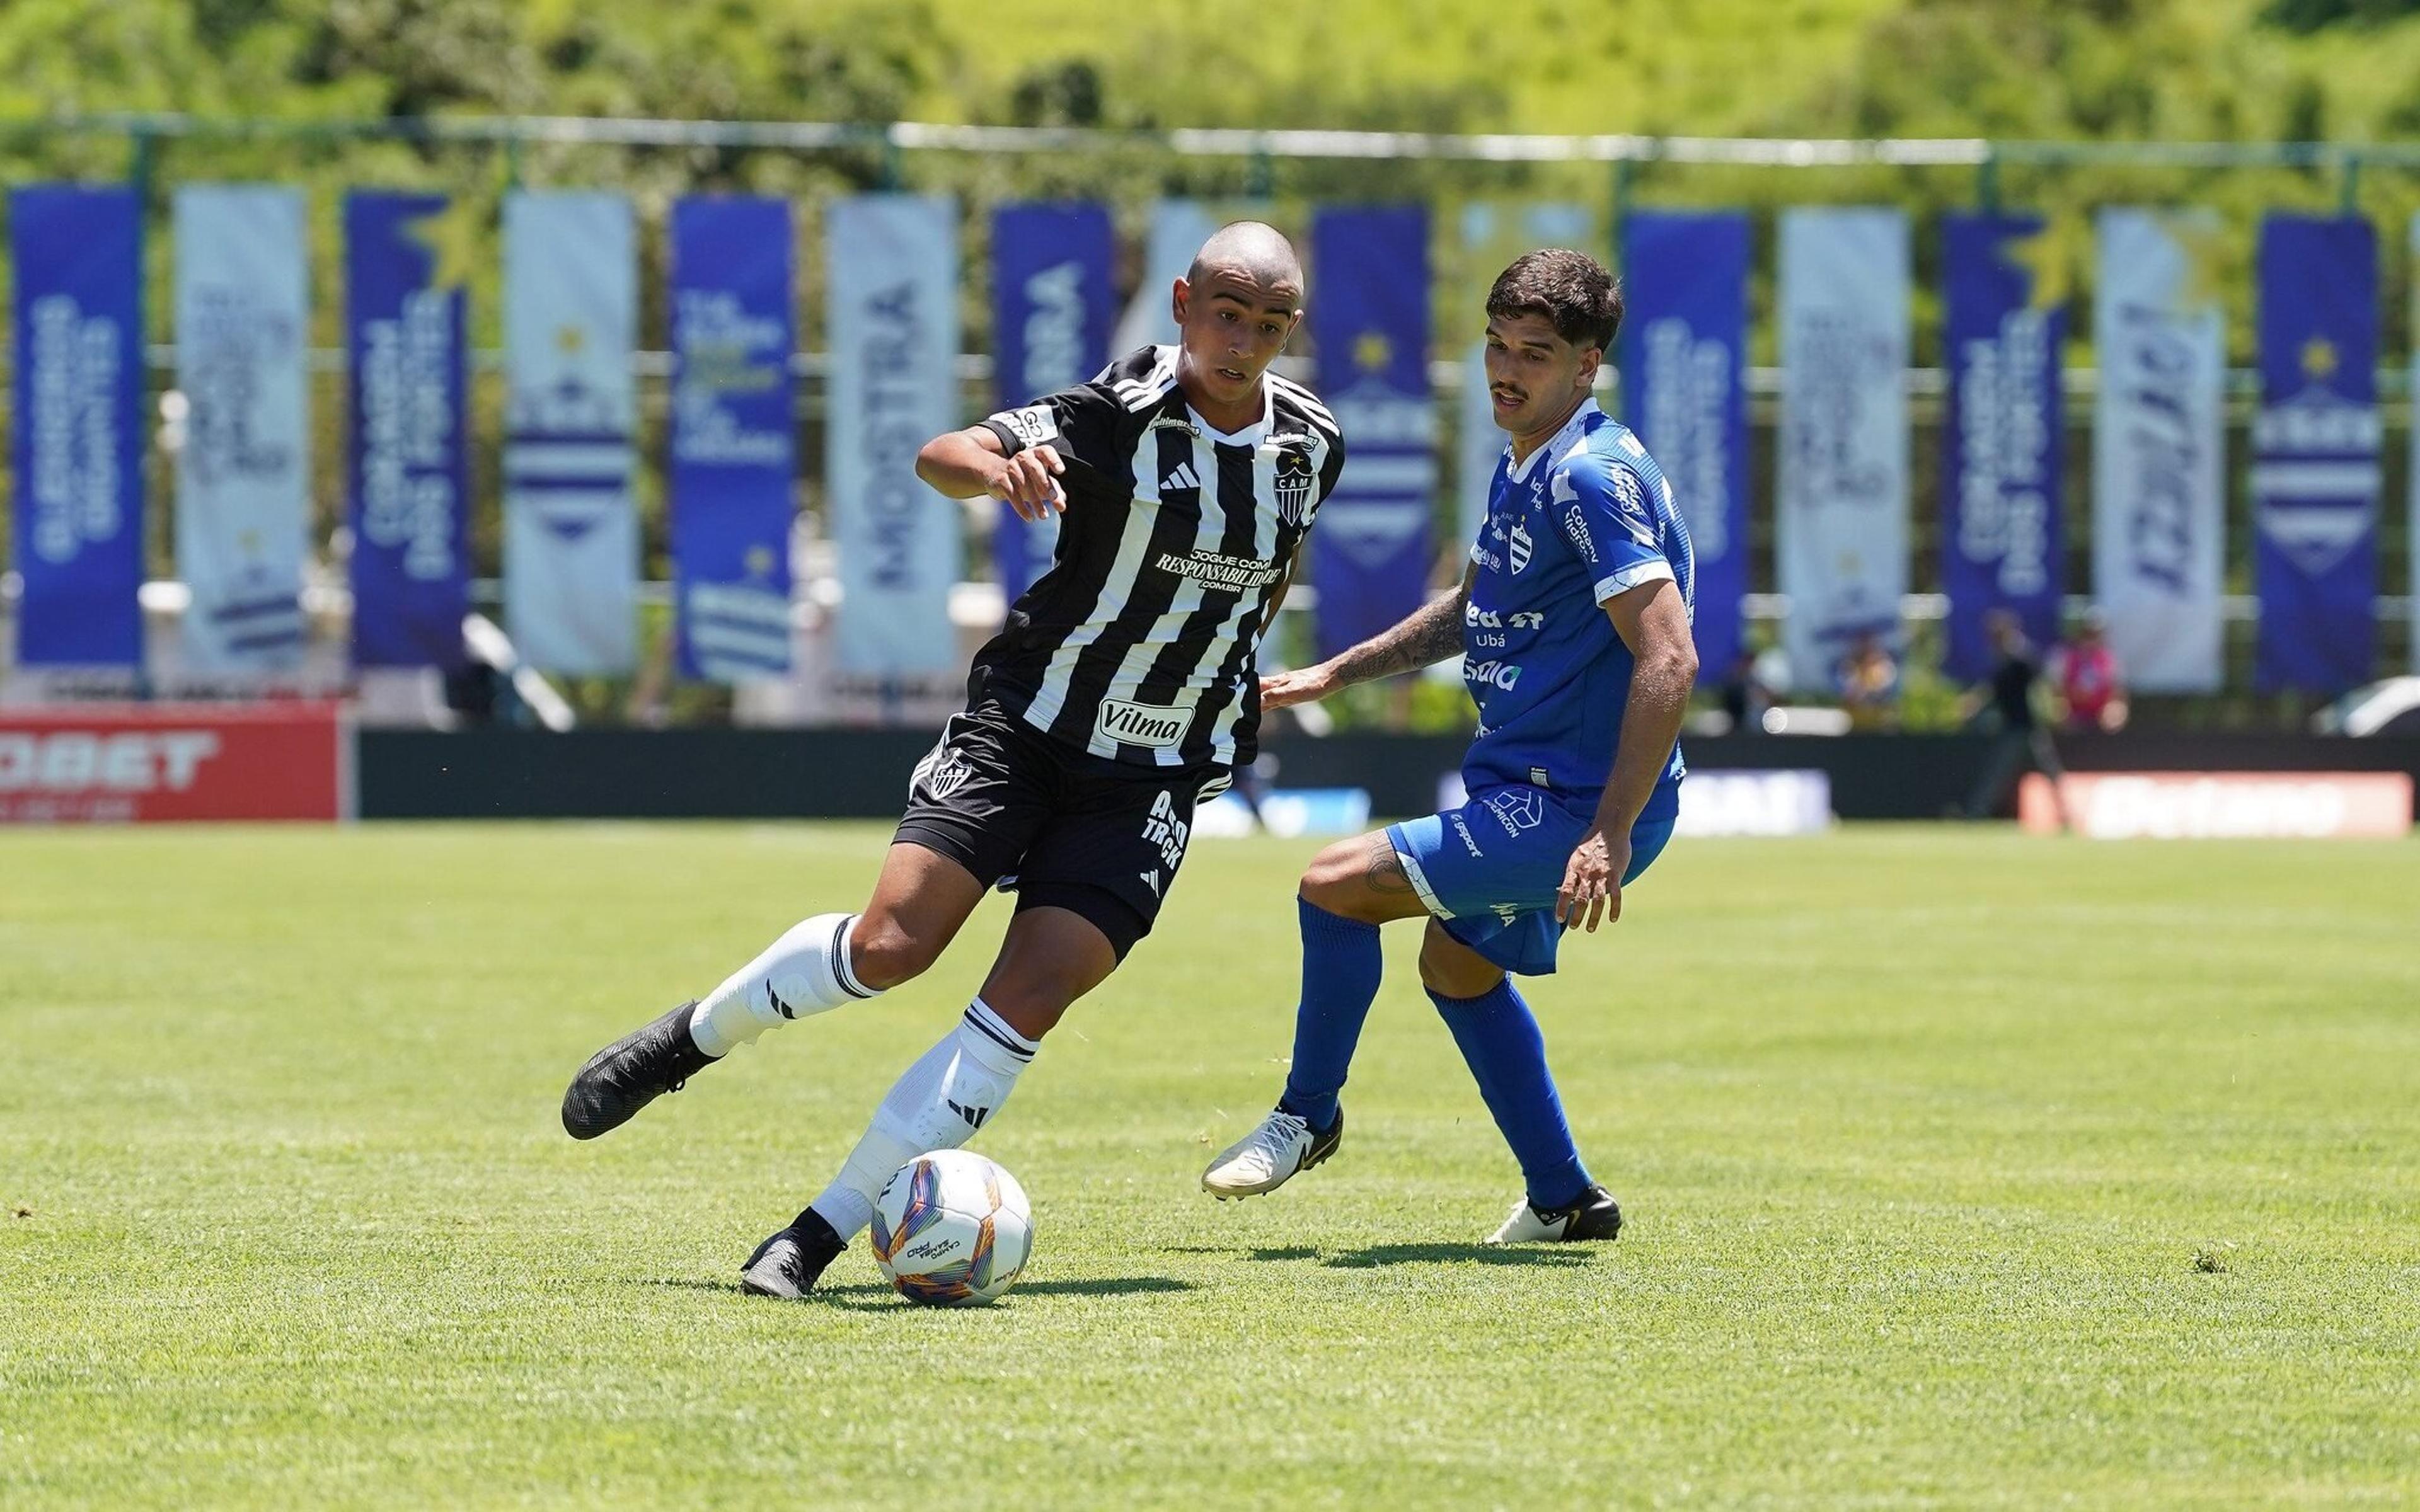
[{"x1": 870, "y1": 1149, "x2": 1034, "y2": 1307}]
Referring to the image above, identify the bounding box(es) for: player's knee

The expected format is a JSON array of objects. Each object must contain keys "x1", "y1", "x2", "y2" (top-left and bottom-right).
[
  {"x1": 1418, "y1": 924, "x2": 1501, "y2": 1000},
  {"x1": 847, "y1": 916, "x2": 941, "y2": 992},
  {"x1": 1296, "y1": 839, "x2": 1367, "y2": 914}
]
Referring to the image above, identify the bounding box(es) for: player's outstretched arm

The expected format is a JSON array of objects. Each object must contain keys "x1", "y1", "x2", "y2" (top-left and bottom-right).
[
  {"x1": 915, "y1": 426, "x2": 1066, "y2": 522},
  {"x1": 1559, "y1": 578, "x2": 1698, "y2": 932},
  {"x1": 1262, "y1": 565, "x2": 1475, "y2": 710}
]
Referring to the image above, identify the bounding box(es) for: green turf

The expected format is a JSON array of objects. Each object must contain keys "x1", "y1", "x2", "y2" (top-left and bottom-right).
[{"x1": 3, "y1": 823, "x2": 2416, "y2": 1508}]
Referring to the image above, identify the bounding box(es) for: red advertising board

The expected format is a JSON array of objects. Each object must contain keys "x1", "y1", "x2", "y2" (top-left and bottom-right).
[
  {"x1": 0, "y1": 703, "x2": 352, "y2": 823},
  {"x1": 2020, "y1": 771, "x2": 2413, "y2": 839}
]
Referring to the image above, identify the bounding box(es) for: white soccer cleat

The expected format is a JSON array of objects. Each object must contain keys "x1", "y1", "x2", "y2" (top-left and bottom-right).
[
  {"x1": 1200, "y1": 1107, "x2": 1343, "y2": 1198},
  {"x1": 1484, "y1": 1184, "x2": 1624, "y2": 1244}
]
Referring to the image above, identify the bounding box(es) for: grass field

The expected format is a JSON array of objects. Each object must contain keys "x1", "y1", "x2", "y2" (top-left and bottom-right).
[{"x1": 3, "y1": 822, "x2": 2416, "y2": 1508}]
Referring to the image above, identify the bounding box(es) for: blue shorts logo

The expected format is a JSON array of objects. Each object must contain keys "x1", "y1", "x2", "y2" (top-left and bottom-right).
[{"x1": 1486, "y1": 788, "x2": 1545, "y2": 836}]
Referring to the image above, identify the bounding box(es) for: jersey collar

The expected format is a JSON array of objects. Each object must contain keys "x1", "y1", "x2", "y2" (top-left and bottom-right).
[{"x1": 1503, "y1": 398, "x2": 1601, "y2": 486}]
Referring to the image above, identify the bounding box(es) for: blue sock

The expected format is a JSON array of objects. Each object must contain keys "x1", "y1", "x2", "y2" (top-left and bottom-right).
[
  {"x1": 1429, "y1": 979, "x2": 1592, "y2": 1211},
  {"x1": 1275, "y1": 898, "x2": 1383, "y2": 1132}
]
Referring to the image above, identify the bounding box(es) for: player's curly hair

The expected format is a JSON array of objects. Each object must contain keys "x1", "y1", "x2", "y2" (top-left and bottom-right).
[{"x1": 1486, "y1": 249, "x2": 1623, "y2": 352}]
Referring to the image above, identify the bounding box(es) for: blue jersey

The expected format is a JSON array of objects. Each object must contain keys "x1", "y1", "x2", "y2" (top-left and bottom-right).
[{"x1": 1460, "y1": 400, "x2": 1694, "y2": 803}]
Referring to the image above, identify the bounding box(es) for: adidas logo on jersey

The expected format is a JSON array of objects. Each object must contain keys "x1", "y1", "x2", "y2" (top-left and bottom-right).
[{"x1": 1160, "y1": 459, "x2": 1201, "y2": 493}]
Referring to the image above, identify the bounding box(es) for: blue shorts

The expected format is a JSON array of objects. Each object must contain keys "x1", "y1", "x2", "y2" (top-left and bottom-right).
[{"x1": 1386, "y1": 782, "x2": 1678, "y2": 976}]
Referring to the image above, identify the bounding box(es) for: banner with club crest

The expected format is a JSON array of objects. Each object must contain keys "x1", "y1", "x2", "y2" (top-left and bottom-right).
[
  {"x1": 173, "y1": 185, "x2": 311, "y2": 672},
  {"x1": 1310, "y1": 205, "x2": 1436, "y2": 659},
  {"x1": 9, "y1": 185, "x2": 145, "y2": 667},
  {"x1": 2092, "y1": 209, "x2": 2227, "y2": 693},
  {"x1": 1941, "y1": 212, "x2": 2066, "y2": 680},
  {"x1": 502, "y1": 191, "x2": 638, "y2": 675},
  {"x1": 1777, "y1": 208, "x2": 1910, "y2": 687},
  {"x1": 1623, "y1": 209, "x2": 1749, "y2": 679},
  {"x1": 1456, "y1": 203, "x2": 1594, "y2": 553},
  {"x1": 828, "y1": 193, "x2": 964, "y2": 680},
  {"x1": 2254, "y1": 214, "x2": 2378, "y2": 695},
  {"x1": 990, "y1": 202, "x2": 1116, "y2": 606},
  {"x1": 346, "y1": 192, "x2": 470, "y2": 669},
  {"x1": 668, "y1": 195, "x2": 796, "y2": 683}
]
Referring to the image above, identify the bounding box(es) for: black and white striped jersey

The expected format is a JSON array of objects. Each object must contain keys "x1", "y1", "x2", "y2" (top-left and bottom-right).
[{"x1": 970, "y1": 344, "x2": 1346, "y2": 771}]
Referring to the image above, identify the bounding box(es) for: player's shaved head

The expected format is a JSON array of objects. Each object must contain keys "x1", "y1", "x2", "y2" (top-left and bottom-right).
[{"x1": 1187, "y1": 221, "x2": 1305, "y2": 309}]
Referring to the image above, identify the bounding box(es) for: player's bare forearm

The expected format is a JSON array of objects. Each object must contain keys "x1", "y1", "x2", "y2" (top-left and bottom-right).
[
  {"x1": 914, "y1": 427, "x2": 1009, "y2": 498},
  {"x1": 1593, "y1": 578, "x2": 1698, "y2": 835},
  {"x1": 1271, "y1": 566, "x2": 1472, "y2": 707},
  {"x1": 916, "y1": 427, "x2": 1064, "y2": 520}
]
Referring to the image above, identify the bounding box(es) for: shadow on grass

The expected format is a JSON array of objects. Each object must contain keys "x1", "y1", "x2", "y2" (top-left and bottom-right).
[
  {"x1": 1318, "y1": 1243, "x2": 1595, "y2": 1269},
  {"x1": 1164, "y1": 1241, "x2": 1595, "y2": 1269},
  {"x1": 638, "y1": 1273, "x2": 1194, "y2": 1310}
]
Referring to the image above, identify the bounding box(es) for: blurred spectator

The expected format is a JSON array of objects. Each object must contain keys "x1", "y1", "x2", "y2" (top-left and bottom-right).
[
  {"x1": 1963, "y1": 609, "x2": 2068, "y2": 827},
  {"x1": 2051, "y1": 610, "x2": 2128, "y2": 732},
  {"x1": 1835, "y1": 631, "x2": 1901, "y2": 730},
  {"x1": 1717, "y1": 647, "x2": 1773, "y2": 734}
]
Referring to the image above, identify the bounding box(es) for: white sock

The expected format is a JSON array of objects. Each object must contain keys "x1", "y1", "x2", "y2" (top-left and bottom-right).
[
  {"x1": 808, "y1": 999, "x2": 1039, "y2": 1239},
  {"x1": 688, "y1": 912, "x2": 877, "y2": 1057}
]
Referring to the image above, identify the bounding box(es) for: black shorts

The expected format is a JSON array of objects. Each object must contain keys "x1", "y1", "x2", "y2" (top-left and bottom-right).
[{"x1": 894, "y1": 707, "x2": 1231, "y2": 960}]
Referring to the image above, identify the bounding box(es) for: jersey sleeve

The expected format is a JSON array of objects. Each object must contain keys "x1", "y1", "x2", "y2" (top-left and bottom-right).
[
  {"x1": 1552, "y1": 454, "x2": 1673, "y2": 605},
  {"x1": 977, "y1": 383, "x2": 1125, "y2": 470}
]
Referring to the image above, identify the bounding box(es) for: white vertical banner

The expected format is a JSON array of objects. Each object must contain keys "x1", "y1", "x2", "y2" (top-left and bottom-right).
[
  {"x1": 827, "y1": 193, "x2": 962, "y2": 679},
  {"x1": 1112, "y1": 198, "x2": 1216, "y2": 357},
  {"x1": 1457, "y1": 203, "x2": 1594, "y2": 549},
  {"x1": 1778, "y1": 208, "x2": 1910, "y2": 686},
  {"x1": 2092, "y1": 209, "x2": 2225, "y2": 692},
  {"x1": 173, "y1": 185, "x2": 310, "y2": 672},
  {"x1": 502, "y1": 190, "x2": 638, "y2": 675}
]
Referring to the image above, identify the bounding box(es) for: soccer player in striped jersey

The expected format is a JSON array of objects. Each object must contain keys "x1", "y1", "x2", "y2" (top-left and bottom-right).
[
  {"x1": 1200, "y1": 249, "x2": 1699, "y2": 1244},
  {"x1": 560, "y1": 222, "x2": 1346, "y2": 1298}
]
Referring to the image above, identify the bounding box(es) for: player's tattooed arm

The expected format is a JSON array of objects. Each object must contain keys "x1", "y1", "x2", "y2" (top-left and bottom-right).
[{"x1": 1262, "y1": 565, "x2": 1472, "y2": 709}]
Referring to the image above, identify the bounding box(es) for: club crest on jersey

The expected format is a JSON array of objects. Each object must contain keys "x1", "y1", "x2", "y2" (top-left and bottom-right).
[
  {"x1": 1508, "y1": 519, "x2": 1533, "y2": 573},
  {"x1": 1272, "y1": 445, "x2": 1318, "y2": 525}
]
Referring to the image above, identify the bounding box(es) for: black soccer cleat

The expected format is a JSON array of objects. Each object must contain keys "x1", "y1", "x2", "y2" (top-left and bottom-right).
[
  {"x1": 740, "y1": 1208, "x2": 848, "y2": 1300},
  {"x1": 560, "y1": 1000, "x2": 717, "y2": 1140},
  {"x1": 1485, "y1": 1183, "x2": 1624, "y2": 1244}
]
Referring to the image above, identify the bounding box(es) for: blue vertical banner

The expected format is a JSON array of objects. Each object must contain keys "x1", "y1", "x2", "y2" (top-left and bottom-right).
[
  {"x1": 345, "y1": 191, "x2": 470, "y2": 668},
  {"x1": 1310, "y1": 205, "x2": 1436, "y2": 658},
  {"x1": 9, "y1": 185, "x2": 145, "y2": 666},
  {"x1": 1941, "y1": 213, "x2": 2066, "y2": 680},
  {"x1": 2254, "y1": 215, "x2": 2379, "y2": 694},
  {"x1": 989, "y1": 202, "x2": 1115, "y2": 605},
  {"x1": 669, "y1": 195, "x2": 796, "y2": 682},
  {"x1": 1622, "y1": 209, "x2": 1749, "y2": 678}
]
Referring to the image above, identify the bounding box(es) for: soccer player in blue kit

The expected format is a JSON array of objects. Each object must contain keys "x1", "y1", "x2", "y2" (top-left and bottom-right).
[{"x1": 1201, "y1": 249, "x2": 1698, "y2": 1242}]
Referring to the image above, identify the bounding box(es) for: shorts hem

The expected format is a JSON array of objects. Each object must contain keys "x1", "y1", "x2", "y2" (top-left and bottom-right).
[
  {"x1": 891, "y1": 822, "x2": 999, "y2": 887},
  {"x1": 1384, "y1": 823, "x2": 1455, "y2": 921},
  {"x1": 1011, "y1": 880, "x2": 1153, "y2": 963}
]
